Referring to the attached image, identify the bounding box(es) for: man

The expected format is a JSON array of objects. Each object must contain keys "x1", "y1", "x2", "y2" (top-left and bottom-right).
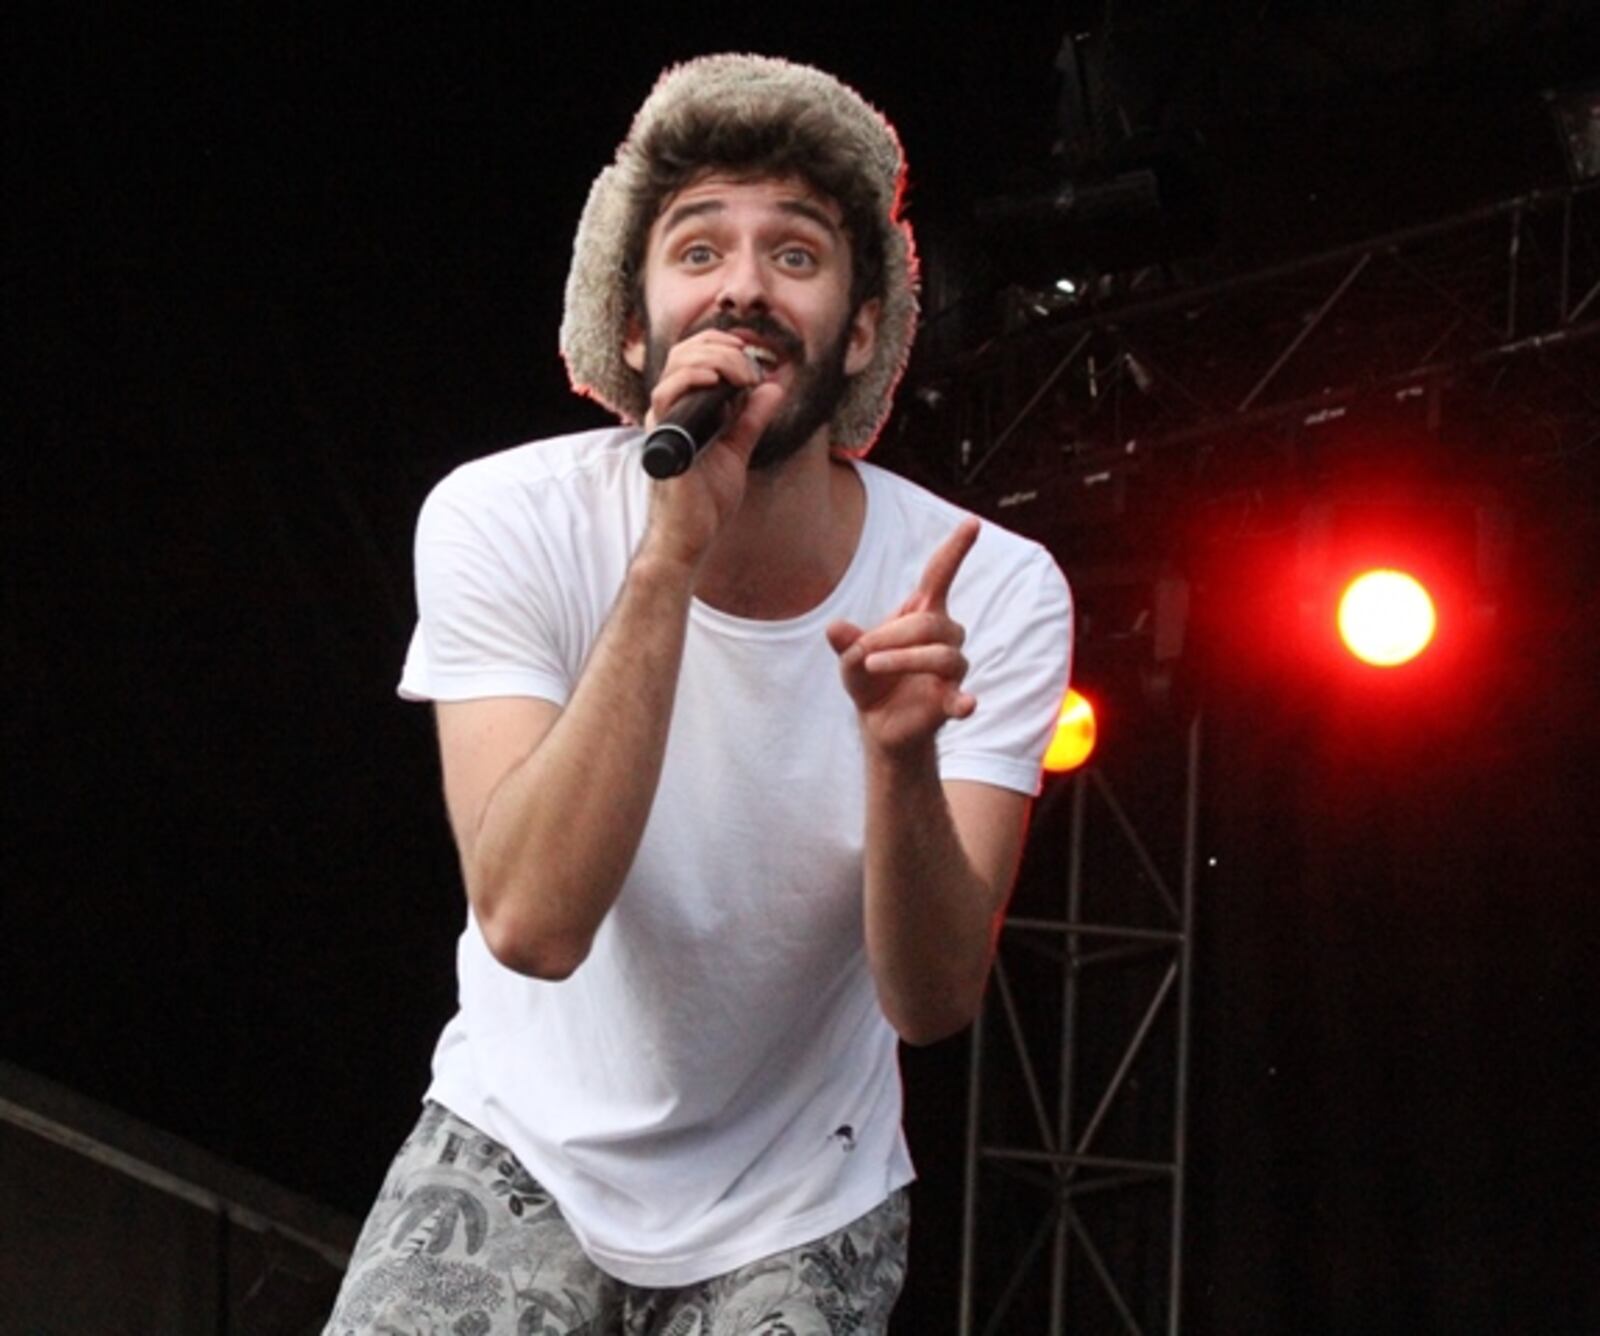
[{"x1": 325, "y1": 54, "x2": 1071, "y2": 1335}]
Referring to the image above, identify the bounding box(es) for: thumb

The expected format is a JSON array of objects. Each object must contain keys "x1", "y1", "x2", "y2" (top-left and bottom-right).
[{"x1": 825, "y1": 619, "x2": 865, "y2": 658}]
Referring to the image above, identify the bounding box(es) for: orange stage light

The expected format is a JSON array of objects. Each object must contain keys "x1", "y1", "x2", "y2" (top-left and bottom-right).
[{"x1": 1044, "y1": 689, "x2": 1098, "y2": 773}]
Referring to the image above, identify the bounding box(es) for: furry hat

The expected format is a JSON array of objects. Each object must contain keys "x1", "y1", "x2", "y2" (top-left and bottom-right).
[{"x1": 559, "y1": 53, "x2": 919, "y2": 453}]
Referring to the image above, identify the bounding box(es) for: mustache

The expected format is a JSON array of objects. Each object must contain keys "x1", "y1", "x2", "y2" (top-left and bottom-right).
[{"x1": 697, "y1": 312, "x2": 805, "y2": 360}]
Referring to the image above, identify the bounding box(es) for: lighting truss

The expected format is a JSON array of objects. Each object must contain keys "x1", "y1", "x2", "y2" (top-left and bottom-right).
[
  {"x1": 907, "y1": 181, "x2": 1600, "y2": 520},
  {"x1": 940, "y1": 176, "x2": 1600, "y2": 1336},
  {"x1": 959, "y1": 715, "x2": 1202, "y2": 1336}
]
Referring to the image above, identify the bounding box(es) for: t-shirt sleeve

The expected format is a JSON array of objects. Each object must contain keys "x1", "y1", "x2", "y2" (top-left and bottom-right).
[
  {"x1": 937, "y1": 543, "x2": 1073, "y2": 796},
  {"x1": 397, "y1": 474, "x2": 575, "y2": 706}
]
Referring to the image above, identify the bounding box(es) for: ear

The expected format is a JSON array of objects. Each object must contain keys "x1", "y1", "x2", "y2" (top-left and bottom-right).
[
  {"x1": 623, "y1": 310, "x2": 647, "y2": 374},
  {"x1": 843, "y1": 298, "x2": 881, "y2": 377}
]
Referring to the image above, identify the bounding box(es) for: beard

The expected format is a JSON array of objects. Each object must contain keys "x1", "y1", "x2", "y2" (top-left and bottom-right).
[{"x1": 641, "y1": 310, "x2": 854, "y2": 472}]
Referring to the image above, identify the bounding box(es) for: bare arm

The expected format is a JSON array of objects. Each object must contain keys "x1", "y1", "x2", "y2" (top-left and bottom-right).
[
  {"x1": 436, "y1": 550, "x2": 697, "y2": 979},
  {"x1": 862, "y1": 754, "x2": 1030, "y2": 1044},
  {"x1": 827, "y1": 519, "x2": 1031, "y2": 1045},
  {"x1": 436, "y1": 334, "x2": 784, "y2": 979}
]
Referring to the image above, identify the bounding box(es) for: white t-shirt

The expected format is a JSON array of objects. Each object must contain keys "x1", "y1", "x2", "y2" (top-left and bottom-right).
[{"x1": 399, "y1": 426, "x2": 1072, "y2": 1286}]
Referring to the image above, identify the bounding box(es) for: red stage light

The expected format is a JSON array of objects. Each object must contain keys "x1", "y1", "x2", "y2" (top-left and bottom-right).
[
  {"x1": 1337, "y1": 569, "x2": 1438, "y2": 667},
  {"x1": 1044, "y1": 689, "x2": 1098, "y2": 773}
]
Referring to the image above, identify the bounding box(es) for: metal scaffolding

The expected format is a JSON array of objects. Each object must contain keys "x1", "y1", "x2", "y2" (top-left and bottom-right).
[
  {"x1": 959, "y1": 714, "x2": 1202, "y2": 1335},
  {"x1": 946, "y1": 176, "x2": 1600, "y2": 1336},
  {"x1": 903, "y1": 180, "x2": 1600, "y2": 530}
]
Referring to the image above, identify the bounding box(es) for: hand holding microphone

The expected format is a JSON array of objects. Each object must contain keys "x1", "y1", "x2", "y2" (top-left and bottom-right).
[
  {"x1": 633, "y1": 330, "x2": 787, "y2": 572},
  {"x1": 642, "y1": 342, "x2": 777, "y2": 479}
]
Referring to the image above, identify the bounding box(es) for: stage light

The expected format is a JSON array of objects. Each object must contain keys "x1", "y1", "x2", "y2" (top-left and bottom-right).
[
  {"x1": 1044, "y1": 688, "x2": 1097, "y2": 773},
  {"x1": 1337, "y1": 569, "x2": 1437, "y2": 667}
]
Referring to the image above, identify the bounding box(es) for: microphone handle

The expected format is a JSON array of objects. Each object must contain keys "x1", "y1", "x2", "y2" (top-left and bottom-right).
[{"x1": 641, "y1": 380, "x2": 742, "y2": 480}]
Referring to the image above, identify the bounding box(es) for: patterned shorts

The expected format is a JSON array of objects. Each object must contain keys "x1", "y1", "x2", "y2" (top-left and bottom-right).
[{"x1": 322, "y1": 1102, "x2": 910, "y2": 1336}]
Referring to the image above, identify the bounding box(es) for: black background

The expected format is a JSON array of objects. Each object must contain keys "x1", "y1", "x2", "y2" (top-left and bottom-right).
[{"x1": 7, "y1": 5, "x2": 1600, "y2": 1331}]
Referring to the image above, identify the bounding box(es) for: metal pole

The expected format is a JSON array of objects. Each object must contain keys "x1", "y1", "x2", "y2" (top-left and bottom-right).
[
  {"x1": 1506, "y1": 204, "x2": 1524, "y2": 340},
  {"x1": 1238, "y1": 252, "x2": 1373, "y2": 412},
  {"x1": 1560, "y1": 192, "x2": 1573, "y2": 325},
  {"x1": 1168, "y1": 712, "x2": 1203, "y2": 1335},
  {"x1": 959, "y1": 987, "x2": 987, "y2": 1336},
  {"x1": 1050, "y1": 769, "x2": 1092, "y2": 1332},
  {"x1": 963, "y1": 333, "x2": 1092, "y2": 485}
]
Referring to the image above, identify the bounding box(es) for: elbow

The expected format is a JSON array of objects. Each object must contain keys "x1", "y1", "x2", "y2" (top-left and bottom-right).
[
  {"x1": 892, "y1": 1006, "x2": 978, "y2": 1048},
  {"x1": 474, "y1": 898, "x2": 592, "y2": 981},
  {"x1": 884, "y1": 988, "x2": 984, "y2": 1048},
  {"x1": 868, "y1": 947, "x2": 991, "y2": 1044},
  {"x1": 881, "y1": 953, "x2": 994, "y2": 1046}
]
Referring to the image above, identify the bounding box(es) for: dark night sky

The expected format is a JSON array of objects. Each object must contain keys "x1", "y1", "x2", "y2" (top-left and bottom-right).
[{"x1": 7, "y1": 6, "x2": 1600, "y2": 1331}]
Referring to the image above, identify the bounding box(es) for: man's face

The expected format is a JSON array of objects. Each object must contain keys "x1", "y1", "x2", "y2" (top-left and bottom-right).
[{"x1": 624, "y1": 174, "x2": 879, "y2": 470}]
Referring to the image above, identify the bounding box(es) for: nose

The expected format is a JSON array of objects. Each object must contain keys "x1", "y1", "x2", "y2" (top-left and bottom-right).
[{"x1": 716, "y1": 243, "x2": 771, "y2": 314}]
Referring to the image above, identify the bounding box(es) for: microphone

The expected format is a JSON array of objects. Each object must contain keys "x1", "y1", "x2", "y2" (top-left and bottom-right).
[
  {"x1": 640, "y1": 344, "x2": 772, "y2": 480},
  {"x1": 640, "y1": 380, "x2": 742, "y2": 480}
]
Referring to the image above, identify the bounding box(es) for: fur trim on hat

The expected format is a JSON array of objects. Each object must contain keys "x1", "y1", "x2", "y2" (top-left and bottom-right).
[{"x1": 559, "y1": 53, "x2": 918, "y2": 453}]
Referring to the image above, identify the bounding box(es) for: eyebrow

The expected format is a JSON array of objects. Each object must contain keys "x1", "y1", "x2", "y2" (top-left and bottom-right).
[{"x1": 657, "y1": 197, "x2": 843, "y2": 241}]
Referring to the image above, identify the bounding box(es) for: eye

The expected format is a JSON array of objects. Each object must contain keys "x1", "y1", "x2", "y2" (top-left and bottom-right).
[
  {"x1": 776, "y1": 245, "x2": 819, "y2": 270},
  {"x1": 678, "y1": 242, "x2": 717, "y2": 267}
]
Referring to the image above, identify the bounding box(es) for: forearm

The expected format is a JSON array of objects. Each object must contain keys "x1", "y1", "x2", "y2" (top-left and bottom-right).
[
  {"x1": 861, "y1": 741, "x2": 1005, "y2": 1045},
  {"x1": 467, "y1": 550, "x2": 696, "y2": 977}
]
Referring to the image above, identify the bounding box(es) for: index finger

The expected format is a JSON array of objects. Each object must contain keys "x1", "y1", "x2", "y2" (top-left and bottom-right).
[
  {"x1": 669, "y1": 330, "x2": 767, "y2": 384},
  {"x1": 915, "y1": 518, "x2": 981, "y2": 612}
]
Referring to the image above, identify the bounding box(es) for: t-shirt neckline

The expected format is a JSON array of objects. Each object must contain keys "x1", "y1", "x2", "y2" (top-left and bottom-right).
[{"x1": 688, "y1": 459, "x2": 881, "y2": 641}]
